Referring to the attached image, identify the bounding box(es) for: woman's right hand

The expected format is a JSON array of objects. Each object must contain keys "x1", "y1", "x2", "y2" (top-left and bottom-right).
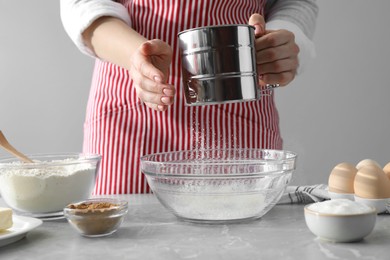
[{"x1": 129, "y1": 39, "x2": 175, "y2": 111}]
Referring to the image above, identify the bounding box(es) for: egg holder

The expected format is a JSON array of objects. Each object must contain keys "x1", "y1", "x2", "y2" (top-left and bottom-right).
[{"x1": 328, "y1": 160, "x2": 390, "y2": 214}]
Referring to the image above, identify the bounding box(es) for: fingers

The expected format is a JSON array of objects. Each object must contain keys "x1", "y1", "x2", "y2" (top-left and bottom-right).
[
  {"x1": 144, "y1": 102, "x2": 168, "y2": 112},
  {"x1": 140, "y1": 40, "x2": 173, "y2": 82},
  {"x1": 248, "y1": 13, "x2": 265, "y2": 37},
  {"x1": 260, "y1": 71, "x2": 296, "y2": 86},
  {"x1": 135, "y1": 83, "x2": 175, "y2": 111},
  {"x1": 256, "y1": 43, "x2": 299, "y2": 64},
  {"x1": 132, "y1": 74, "x2": 175, "y2": 107},
  {"x1": 255, "y1": 29, "x2": 296, "y2": 51},
  {"x1": 255, "y1": 29, "x2": 300, "y2": 87},
  {"x1": 134, "y1": 82, "x2": 175, "y2": 106},
  {"x1": 259, "y1": 58, "x2": 298, "y2": 75},
  {"x1": 141, "y1": 39, "x2": 173, "y2": 58},
  {"x1": 135, "y1": 60, "x2": 164, "y2": 85},
  {"x1": 130, "y1": 40, "x2": 175, "y2": 111}
]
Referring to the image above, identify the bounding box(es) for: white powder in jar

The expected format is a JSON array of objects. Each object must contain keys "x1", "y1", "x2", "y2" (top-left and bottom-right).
[
  {"x1": 307, "y1": 199, "x2": 374, "y2": 214},
  {"x1": 0, "y1": 159, "x2": 97, "y2": 214}
]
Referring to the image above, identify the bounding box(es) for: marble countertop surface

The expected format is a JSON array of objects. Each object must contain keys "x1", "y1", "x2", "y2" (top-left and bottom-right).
[{"x1": 1, "y1": 194, "x2": 389, "y2": 259}]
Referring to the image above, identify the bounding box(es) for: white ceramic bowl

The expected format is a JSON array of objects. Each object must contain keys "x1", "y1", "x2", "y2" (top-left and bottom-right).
[
  {"x1": 328, "y1": 191, "x2": 355, "y2": 201},
  {"x1": 304, "y1": 202, "x2": 377, "y2": 242},
  {"x1": 0, "y1": 153, "x2": 101, "y2": 219},
  {"x1": 141, "y1": 149, "x2": 296, "y2": 223},
  {"x1": 354, "y1": 196, "x2": 390, "y2": 214}
]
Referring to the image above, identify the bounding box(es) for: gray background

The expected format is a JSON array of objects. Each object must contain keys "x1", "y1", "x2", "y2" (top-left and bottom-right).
[{"x1": 1, "y1": 1, "x2": 389, "y2": 187}]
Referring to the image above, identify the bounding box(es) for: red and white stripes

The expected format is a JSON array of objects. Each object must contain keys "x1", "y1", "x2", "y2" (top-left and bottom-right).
[{"x1": 83, "y1": 0, "x2": 282, "y2": 195}]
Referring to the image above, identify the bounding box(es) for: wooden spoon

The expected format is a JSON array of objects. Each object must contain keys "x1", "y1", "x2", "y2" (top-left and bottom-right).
[{"x1": 0, "y1": 130, "x2": 34, "y2": 163}]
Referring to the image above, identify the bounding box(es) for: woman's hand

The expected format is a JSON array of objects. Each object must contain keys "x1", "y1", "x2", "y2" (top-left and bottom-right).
[
  {"x1": 249, "y1": 14, "x2": 300, "y2": 87},
  {"x1": 129, "y1": 39, "x2": 175, "y2": 111},
  {"x1": 82, "y1": 17, "x2": 175, "y2": 111}
]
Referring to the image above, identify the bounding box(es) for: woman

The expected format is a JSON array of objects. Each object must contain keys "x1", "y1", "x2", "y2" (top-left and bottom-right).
[{"x1": 60, "y1": 0, "x2": 318, "y2": 194}]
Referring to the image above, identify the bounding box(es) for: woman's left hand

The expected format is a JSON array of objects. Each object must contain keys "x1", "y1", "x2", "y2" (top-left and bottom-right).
[{"x1": 249, "y1": 14, "x2": 300, "y2": 87}]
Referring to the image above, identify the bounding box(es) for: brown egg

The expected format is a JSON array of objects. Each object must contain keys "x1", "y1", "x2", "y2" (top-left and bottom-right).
[
  {"x1": 356, "y1": 159, "x2": 381, "y2": 171},
  {"x1": 383, "y1": 162, "x2": 390, "y2": 179},
  {"x1": 354, "y1": 165, "x2": 390, "y2": 199},
  {"x1": 328, "y1": 162, "x2": 357, "y2": 194}
]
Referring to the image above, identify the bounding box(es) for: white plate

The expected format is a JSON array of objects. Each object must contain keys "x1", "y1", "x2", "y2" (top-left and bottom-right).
[{"x1": 0, "y1": 215, "x2": 42, "y2": 247}]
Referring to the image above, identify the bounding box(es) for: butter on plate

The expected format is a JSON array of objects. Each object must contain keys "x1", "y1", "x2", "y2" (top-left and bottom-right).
[{"x1": 0, "y1": 207, "x2": 13, "y2": 231}]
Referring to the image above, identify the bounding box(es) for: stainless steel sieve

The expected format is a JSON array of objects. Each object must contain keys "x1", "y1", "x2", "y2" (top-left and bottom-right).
[{"x1": 178, "y1": 24, "x2": 262, "y2": 106}]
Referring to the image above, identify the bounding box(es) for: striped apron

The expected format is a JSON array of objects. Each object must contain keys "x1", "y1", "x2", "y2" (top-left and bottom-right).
[{"x1": 83, "y1": 0, "x2": 282, "y2": 194}]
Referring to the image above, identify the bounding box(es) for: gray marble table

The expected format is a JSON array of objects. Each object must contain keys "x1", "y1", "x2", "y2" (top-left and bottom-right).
[{"x1": 1, "y1": 194, "x2": 389, "y2": 260}]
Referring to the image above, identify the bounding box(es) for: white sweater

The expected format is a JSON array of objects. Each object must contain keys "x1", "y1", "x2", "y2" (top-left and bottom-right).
[{"x1": 60, "y1": 0, "x2": 318, "y2": 72}]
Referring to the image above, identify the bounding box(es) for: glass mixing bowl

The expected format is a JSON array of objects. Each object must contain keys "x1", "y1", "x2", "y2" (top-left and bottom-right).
[
  {"x1": 0, "y1": 153, "x2": 101, "y2": 219},
  {"x1": 141, "y1": 149, "x2": 297, "y2": 223}
]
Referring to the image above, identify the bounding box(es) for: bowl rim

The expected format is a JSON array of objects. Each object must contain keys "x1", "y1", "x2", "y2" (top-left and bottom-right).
[
  {"x1": 63, "y1": 198, "x2": 128, "y2": 216},
  {"x1": 140, "y1": 149, "x2": 297, "y2": 177},
  {"x1": 354, "y1": 195, "x2": 390, "y2": 202},
  {"x1": 304, "y1": 203, "x2": 377, "y2": 217},
  {"x1": 141, "y1": 149, "x2": 297, "y2": 165},
  {"x1": 327, "y1": 191, "x2": 355, "y2": 196},
  {"x1": 0, "y1": 153, "x2": 101, "y2": 168}
]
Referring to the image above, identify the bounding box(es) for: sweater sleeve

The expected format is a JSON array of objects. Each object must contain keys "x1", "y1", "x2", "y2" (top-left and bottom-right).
[
  {"x1": 264, "y1": 0, "x2": 319, "y2": 73},
  {"x1": 60, "y1": 0, "x2": 131, "y2": 57}
]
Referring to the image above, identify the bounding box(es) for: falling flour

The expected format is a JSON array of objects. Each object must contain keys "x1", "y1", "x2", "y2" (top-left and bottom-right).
[{"x1": 0, "y1": 159, "x2": 96, "y2": 214}]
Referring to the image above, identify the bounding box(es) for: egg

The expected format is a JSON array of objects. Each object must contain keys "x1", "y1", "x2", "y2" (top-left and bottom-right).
[
  {"x1": 356, "y1": 159, "x2": 381, "y2": 171},
  {"x1": 354, "y1": 165, "x2": 390, "y2": 199},
  {"x1": 383, "y1": 162, "x2": 390, "y2": 179},
  {"x1": 328, "y1": 162, "x2": 357, "y2": 194}
]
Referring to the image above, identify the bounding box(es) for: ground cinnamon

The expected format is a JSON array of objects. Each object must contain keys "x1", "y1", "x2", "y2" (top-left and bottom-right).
[
  {"x1": 68, "y1": 202, "x2": 118, "y2": 210},
  {"x1": 65, "y1": 201, "x2": 126, "y2": 237}
]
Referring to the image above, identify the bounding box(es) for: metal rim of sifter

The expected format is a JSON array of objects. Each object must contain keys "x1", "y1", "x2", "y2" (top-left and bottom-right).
[
  {"x1": 265, "y1": 83, "x2": 280, "y2": 89},
  {"x1": 258, "y1": 83, "x2": 280, "y2": 96}
]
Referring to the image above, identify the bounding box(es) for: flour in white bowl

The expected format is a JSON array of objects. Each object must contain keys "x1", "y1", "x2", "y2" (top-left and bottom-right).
[{"x1": 0, "y1": 159, "x2": 97, "y2": 214}]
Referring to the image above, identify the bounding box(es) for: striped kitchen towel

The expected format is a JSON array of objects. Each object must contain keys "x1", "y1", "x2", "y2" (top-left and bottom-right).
[
  {"x1": 278, "y1": 184, "x2": 390, "y2": 214},
  {"x1": 278, "y1": 184, "x2": 330, "y2": 204}
]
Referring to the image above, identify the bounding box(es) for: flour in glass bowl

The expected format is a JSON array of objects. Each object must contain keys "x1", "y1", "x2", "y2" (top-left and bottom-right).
[
  {"x1": 0, "y1": 158, "x2": 98, "y2": 214},
  {"x1": 148, "y1": 172, "x2": 291, "y2": 222}
]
